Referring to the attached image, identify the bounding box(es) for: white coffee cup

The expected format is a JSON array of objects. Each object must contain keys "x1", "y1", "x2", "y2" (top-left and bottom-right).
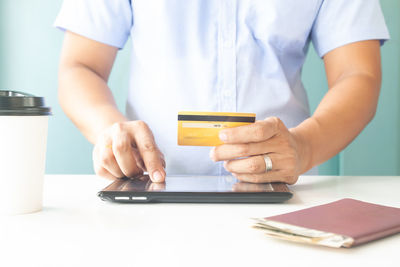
[{"x1": 0, "y1": 90, "x2": 51, "y2": 215}]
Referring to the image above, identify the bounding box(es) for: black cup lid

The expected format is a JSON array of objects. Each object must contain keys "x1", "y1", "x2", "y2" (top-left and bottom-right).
[{"x1": 0, "y1": 90, "x2": 52, "y2": 116}]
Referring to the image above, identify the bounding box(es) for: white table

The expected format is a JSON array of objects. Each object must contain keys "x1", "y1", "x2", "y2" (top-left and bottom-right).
[{"x1": 1, "y1": 175, "x2": 399, "y2": 267}]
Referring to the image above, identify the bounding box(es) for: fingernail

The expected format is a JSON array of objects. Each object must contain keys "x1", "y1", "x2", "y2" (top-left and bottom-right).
[
  {"x1": 219, "y1": 132, "x2": 227, "y2": 142},
  {"x1": 152, "y1": 171, "x2": 163, "y2": 182},
  {"x1": 223, "y1": 161, "x2": 228, "y2": 169},
  {"x1": 209, "y1": 148, "x2": 216, "y2": 161}
]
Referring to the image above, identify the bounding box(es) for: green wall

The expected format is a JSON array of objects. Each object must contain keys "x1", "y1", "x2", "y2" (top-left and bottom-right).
[{"x1": 0, "y1": 0, "x2": 398, "y2": 175}]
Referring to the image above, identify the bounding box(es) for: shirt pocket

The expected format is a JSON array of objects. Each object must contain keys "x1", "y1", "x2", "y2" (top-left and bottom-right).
[{"x1": 245, "y1": 0, "x2": 321, "y2": 55}]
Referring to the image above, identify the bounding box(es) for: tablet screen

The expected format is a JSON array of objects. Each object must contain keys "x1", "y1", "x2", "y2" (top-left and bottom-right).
[{"x1": 101, "y1": 175, "x2": 290, "y2": 194}]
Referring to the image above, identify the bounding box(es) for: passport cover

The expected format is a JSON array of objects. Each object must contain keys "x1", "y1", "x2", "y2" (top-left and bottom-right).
[{"x1": 254, "y1": 198, "x2": 400, "y2": 248}]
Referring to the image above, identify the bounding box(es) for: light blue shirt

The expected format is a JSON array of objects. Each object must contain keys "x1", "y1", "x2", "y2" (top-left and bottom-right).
[{"x1": 55, "y1": 0, "x2": 389, "y2": 176}]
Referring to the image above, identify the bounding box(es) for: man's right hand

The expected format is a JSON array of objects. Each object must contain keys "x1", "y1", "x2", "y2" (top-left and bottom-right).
[
  {"x1": 58, "y1": 32, "x2": 165, "y2": 182},
  {"x1": 92, "y1": 121, "x2": 166, "y2": 182}
]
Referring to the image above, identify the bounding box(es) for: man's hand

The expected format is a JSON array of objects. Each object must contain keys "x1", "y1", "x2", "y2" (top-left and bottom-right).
[
  {"x1": 209, "y1": 117, "x2": 309, "y2": 184},
  {"x1": 92, "y1": 121, "x2": 166, "y2": 182},
  {"x1": 58, "y1": 32, "x2": 166, "y2": 183}
]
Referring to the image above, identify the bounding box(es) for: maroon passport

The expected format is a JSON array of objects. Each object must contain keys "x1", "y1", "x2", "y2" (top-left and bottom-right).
[{"x1": 254, "y1": 198, "x2": 400, "y2": 248}]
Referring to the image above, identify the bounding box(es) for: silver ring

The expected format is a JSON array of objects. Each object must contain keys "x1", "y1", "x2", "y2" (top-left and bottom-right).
[{"x1": 263, "y1": 155, "x2": 273, "y2": 173}]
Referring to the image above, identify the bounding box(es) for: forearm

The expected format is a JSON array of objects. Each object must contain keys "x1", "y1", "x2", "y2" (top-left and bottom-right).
[
  {"x1": 291, "y1": 72, "x2": 380, "y2": 173},
  {"x1": 58, "y1": 65, "x2": 127, "y2": 144}
]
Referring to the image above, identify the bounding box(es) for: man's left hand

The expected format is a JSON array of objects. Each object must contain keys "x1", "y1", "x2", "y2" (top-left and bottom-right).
[{"x1": 209, "y1": 117, "x2": 309, "y2": 184}]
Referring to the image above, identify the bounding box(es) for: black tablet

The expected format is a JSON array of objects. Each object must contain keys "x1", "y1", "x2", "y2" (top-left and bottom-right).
[{"x1": 98, "y1": 175, "x2": 292, "y2": 203}]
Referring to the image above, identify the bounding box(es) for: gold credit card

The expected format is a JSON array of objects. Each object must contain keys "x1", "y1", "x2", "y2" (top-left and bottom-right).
[{"x1": 178, "y1": 111, "x2": 256, "y2": 146}]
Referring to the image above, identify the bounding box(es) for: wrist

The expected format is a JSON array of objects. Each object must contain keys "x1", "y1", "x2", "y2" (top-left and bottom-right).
[
  {"x1": 89, "y1": 107, "x2": 128, "y2": 144},
  {"x1": 289, "y1": 118, "x2": 317, "y2": 174}
]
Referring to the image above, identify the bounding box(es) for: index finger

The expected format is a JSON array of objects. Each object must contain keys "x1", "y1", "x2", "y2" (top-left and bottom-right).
[
  {"x1": 130, "y1": 121, "x2": 166, "y2": 182},
  {"x1": 219, "y1": 117, "x2": 281, "y2": 144}
]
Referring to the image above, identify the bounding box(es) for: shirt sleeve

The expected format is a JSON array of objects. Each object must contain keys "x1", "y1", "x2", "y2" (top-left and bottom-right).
[
  {"x1": 311, "y1": 0, "x2": 390, "y2": 58},
  {"x1": 54, "y1": 0, "x2": 133, "y2": 49}
]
